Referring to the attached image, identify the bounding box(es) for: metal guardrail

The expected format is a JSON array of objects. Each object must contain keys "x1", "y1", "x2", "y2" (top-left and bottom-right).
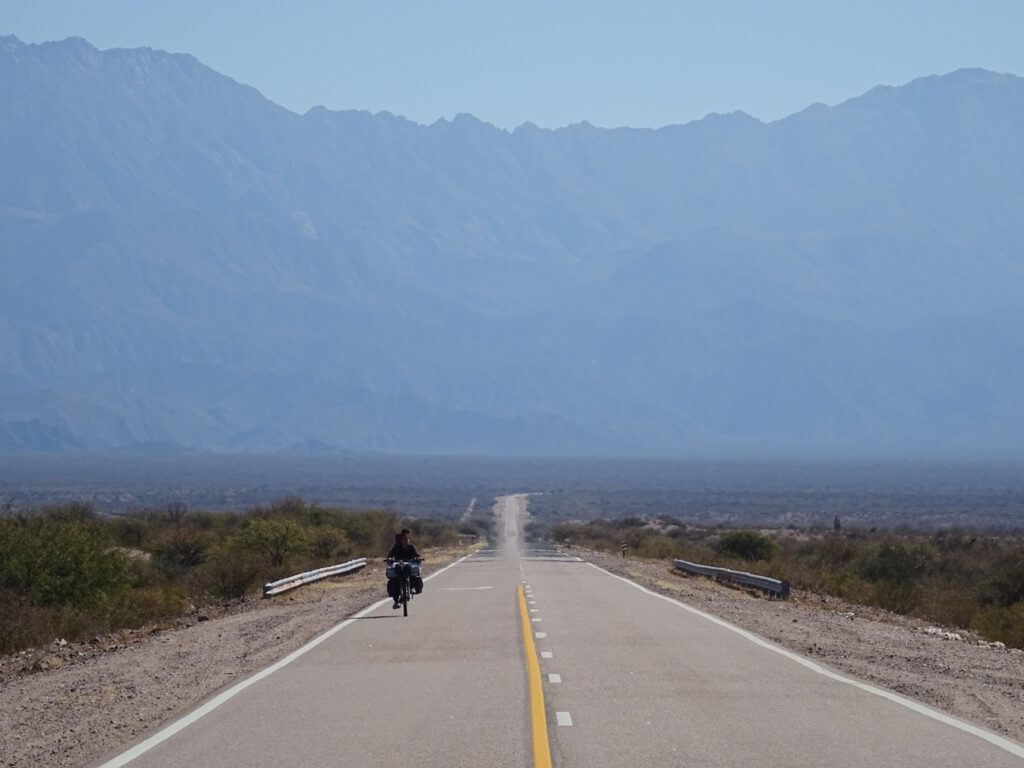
[
  {"x1": 263, "y1": 557, "x2": 368, "y2": 597},
  {"x1": 673, "y1": 558, "x2": 790, "y2": 599}
]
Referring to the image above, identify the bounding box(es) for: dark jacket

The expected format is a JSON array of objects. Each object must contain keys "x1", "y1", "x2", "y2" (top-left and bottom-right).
[{"x1": 387, "y1": 542, "x2": 421, "y2": 560}]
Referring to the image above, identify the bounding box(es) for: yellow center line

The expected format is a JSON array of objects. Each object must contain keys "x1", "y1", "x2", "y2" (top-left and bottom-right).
[{"x1": 518, "y1": 584, "x2": 553, "y2": 768}]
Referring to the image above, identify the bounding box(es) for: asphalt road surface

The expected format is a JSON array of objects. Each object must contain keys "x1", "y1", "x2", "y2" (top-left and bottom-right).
[{"x1": 95, "y1": 494, "x2": 1024, "y2": 767}]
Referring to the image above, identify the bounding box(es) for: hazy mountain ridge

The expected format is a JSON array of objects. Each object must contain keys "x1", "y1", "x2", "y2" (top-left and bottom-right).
[{"x1": 1, "y1": 34, "x2": 1022, "y2": 456}]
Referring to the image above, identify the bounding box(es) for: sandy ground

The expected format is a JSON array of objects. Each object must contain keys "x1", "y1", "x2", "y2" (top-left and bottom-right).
[{"x1": 2, "y1": 545, "x2": 1023, "y2": 768}]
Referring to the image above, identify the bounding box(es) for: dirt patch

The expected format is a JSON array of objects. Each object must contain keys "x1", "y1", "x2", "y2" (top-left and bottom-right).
[{"x1": 579, "y1": 548, "x2": 1024, "y2": 744}]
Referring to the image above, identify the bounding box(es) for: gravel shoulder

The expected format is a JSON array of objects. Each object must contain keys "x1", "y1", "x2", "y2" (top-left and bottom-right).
[{"x1": 3, "y1": 544, "x2": 1023, "y2": 768}]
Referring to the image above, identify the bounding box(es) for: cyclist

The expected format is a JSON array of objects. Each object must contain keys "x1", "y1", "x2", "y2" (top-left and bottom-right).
[{"x1": 386, "y1": 528, "x2": 423, "y2": 608}]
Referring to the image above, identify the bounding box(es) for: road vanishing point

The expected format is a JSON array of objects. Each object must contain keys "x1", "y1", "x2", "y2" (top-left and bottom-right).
[{"x1": 93, "y1": 495, "x2": 1024, "y2": 767}]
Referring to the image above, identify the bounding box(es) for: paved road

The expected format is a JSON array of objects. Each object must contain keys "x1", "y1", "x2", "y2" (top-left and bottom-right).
[
  {"x1": 96, "y1": 494, "x2": 1024, "y2": 767},
  {"x1": 526, "y1": 556, "x2": 1023, "y2": 767}
]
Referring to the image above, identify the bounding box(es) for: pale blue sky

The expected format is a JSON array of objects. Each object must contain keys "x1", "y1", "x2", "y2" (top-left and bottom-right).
[{"x1": 5, "y1": 1, "x2": 1023, "y2": 129}]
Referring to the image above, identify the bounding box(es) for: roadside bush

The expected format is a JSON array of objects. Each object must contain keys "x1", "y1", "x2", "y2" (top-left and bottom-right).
[
  {"x1": 152, "y1": 532, "x2": 208, "y2": 579},
  {"x1": 0, "y1": 589, "x2": 38, "y2": 654},
  {"x1": 870, "y1": 580, "x2": 921, "y2": 613},
  {"x1": 462, "y1": 513, "x2": 495, "y2": 540},
  {"x1": 194, "y1": 548, "x2": 262, "y2": 601},
  {"x1": 919, "y1": 590, "x2": 978, "y2": 629},
  {"x1": 236, "y1": 518, "x2": 309, "y2": 569},
  {"x1": 858, "y1": 541, "x2": 931, "y2": 585},
  {"x1": 309, "y1": 528, "x2": 351, "y2": 561},
  {"x1": 631, "y1": 535, "x2": 678, "y2": 560},
  {"x1": 976, "y1": 604, "x2": 1024, "y2": 649},
  {"x1": 113, "y1": 516, "x2": 147, "y2": 548},
  {"x1": 717, "y1": 530, "x2": 777, "y2": 562},
  {"x1": 524, "y1": 519, "x2": 547, "y2": 542},
  {"x1": 808, "y1": 537, "x2": 859, "y2": 569},
  {"x1": 0, "y1": 498, "x2": 479, "y2": 653},
  {"x1": 40, "y1": 501, "x2": 96, "y2": 522},
  {"x1": 981, "y1": 552, "x2": 1024, "y2": 607},
  {"x1": 400, "y1": 518, "x2": 459, "y2": 549},
  {"x1": 0, "y1": 511, "x2": 131, "y2": 608},
  {"x1": 335, "y1": 510, "x2": 395, "y2": 555}
]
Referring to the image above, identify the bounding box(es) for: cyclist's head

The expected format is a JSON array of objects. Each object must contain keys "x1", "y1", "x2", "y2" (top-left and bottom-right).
[{"x1": 400, "y1": 528, "x2": 411, "y2": 544}]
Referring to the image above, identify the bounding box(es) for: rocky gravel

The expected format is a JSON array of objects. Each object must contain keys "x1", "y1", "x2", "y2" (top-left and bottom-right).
[{"x1": 2, "y1": 545, "x2": 1023, "y2": 767}]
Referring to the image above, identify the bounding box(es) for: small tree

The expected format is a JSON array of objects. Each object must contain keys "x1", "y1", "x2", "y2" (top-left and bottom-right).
[{"x1": 237, "y1": 519, "x2": 308, "y2": 569}]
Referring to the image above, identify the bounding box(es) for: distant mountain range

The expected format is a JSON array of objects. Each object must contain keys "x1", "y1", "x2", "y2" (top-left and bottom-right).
[{"x1": 1, "y1": 34, "x2": 1023, "y2": 457}]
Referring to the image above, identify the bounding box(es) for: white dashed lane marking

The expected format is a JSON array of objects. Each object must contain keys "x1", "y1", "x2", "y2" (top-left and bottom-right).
[
  {"x1": 556, "y1": 712, "x2": 573, "y2": 727},
  {"x1": 541, "y1": 651, "x2": 553, "y2": 659},
  {"x1": 548, "y1": 674, "x2": 562, "y2": 684},
  {"x1": 535, "y1": 632, "x2": 547, "y2": 639}
]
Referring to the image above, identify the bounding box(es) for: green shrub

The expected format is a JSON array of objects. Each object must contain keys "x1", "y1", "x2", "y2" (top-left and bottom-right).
[
  {"x1": 858, "y1": 541, "x2": 931, "y2": 584},
  {"x1": 106, "y1": 585, "x2": 190, "y2": 631},
  {"x1": 152, "y1": 532, "x2": 208, "y2": 578},
  {"x1": 0, "y1": 498, "x2": 485, "y2": 652},
  {"x1": 310, "y1": 529, "x2": 351, "y2": 561},
  {"x1": 236, "y1": 518, "x2": 309, "y2": 569},
  {"x1": 920, "y1": 590, "x2": 978, "y2": 629},
  {"x1": 0, "y1": 512, "x2": 131, "y2": 608},
  {"x1": 976, "y1": 604, "x2": 1024, "y2": 649},
  {"x1": 194, "y1": 548, "x2": 262, "y2": 600},
  {"x1": 981, "y1": 552, "x2": 1024, "y2": 607},
  {"x1": 0, "y1": 589, "x2": 39, "y2": 654},
  {"x1": 808, "y1": 537, "x2": 859, "y2": 569},
  {"x1": 717, "y1": 530, "x2": 777, "y2": 562},
  {"x1": 335, "y1": 510, "x2": 395, "y2": 554},
  {"x1": 871, "y1": 580, "x2": 920, "y2": 613}
]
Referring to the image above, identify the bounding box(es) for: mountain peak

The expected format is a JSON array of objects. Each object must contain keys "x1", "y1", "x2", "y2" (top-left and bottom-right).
[
  {"x1": 875, "y1": 67, "x2": 1021, "y2": 98},
  {"x1": 701, "y1": 109, "x2": 763, "y2": 126},
  {"x1": 46, "y1": 35, "x2": 99, "y2": 57},
  {"x1": 59, "y1": 35, "x2": 96, "y2": 48}
]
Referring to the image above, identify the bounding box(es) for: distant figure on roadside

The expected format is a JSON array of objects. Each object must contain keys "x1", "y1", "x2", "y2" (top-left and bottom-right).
[
  {"x1": 386, "y1": 528, "x2": 423, "y2": 608},
  {"x1": 834, "y1": 515, "x2": 842, "y2": 533}
]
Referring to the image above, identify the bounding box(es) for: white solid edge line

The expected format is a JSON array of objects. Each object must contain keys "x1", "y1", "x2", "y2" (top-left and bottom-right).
[
  {"x1": 96, "y1": 552, "x2": 479, "y2": 768},
  {"x1": 585, "y1": 562, "x2": 1024, "y2": 759}
]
